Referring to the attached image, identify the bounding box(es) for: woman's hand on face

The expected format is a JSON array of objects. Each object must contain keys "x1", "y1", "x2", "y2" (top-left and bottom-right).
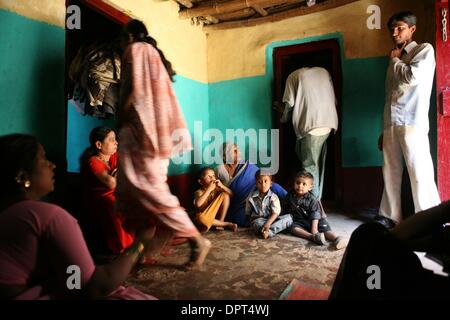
[
  {"x1": 216, "y1": 179, "x2": 225, "y2": 190},
  {"x1": 207, "y1": 180, "x2": 218, "y2": 192}
]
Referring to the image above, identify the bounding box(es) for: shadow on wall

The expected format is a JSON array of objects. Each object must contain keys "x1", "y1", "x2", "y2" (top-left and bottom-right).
[
  {"x1": 30, "y1": 28, "x2": 66, "y2": 203},
  {"x1": 0, "y1": 10, "x2": 66, "y2": 203}
]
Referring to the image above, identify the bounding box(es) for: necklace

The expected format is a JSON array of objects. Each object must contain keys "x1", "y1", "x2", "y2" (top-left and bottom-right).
[
  {"x1": 96, "y1": 156, "x2": 110, "y2": 167},
  {"x1": 225, "y1": 163, "x2": 237, "y2": 177}
]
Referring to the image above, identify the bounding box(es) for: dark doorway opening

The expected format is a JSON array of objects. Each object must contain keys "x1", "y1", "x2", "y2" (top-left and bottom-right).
[
  {"x1": 62, "y1": 0, "x2": 131, "y2": 255},
  {"x1": 272, "y1": 39, "x2": 342, "y2": 207},
  {"x1": 63, "y1": 0, "x2": 129, "y2": 215},
  {"x1": 64, "y1": 0, "x2": 130, "y2": 167},
  {"x1": 65, "y1": 0, "x2": 129, "y2": 109}
]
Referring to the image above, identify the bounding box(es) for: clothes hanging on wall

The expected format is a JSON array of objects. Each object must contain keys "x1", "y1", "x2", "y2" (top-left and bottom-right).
[{"x1": 69, "y1": 42, "x2": 121, "y2": 118}]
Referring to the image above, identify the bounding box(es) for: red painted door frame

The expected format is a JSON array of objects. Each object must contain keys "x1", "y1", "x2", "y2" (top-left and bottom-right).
[
  {"x1": 66, "y1": 0, "x2": 130, "y2": 24},
  {"x1": 436, "y1": 0, "x2": 450, "y2": 201}
]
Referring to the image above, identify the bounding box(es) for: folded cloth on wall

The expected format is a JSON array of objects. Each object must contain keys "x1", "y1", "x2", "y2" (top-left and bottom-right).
[{"x1": 69, "y1": 42, "x2": 121, "y2": 118}]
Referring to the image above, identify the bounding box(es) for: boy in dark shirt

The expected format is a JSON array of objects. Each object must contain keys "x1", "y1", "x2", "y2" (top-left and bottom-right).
[{"x1": 283, "y1": 171, "x2": 347, "y2": 250}]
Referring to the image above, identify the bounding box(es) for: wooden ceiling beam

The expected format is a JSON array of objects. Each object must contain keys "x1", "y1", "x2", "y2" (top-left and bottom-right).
[
  {"x1": 179, "y1": 0, "x2": 301, "y2": 19},
  {"x1": 214, "y1": 8, "x2": 256, "y2": 21},
  {"x1": 173, "y1": 0, "x2": 194, "y2": 8},
  {"x1": 205, "y1": 15, "x2": 220, "y2": 23},
  {"x1": 252, "y1": 5, "x2": 269, "y2": 16},
  {"x1": 204, "y1": 0, "x2": 359, "y2": 30}
]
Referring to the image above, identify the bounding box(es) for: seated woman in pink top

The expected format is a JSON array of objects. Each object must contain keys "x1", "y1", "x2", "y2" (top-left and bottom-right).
[
  {"x1": 80, "y1": 126, "x2": 133, "y2": 256},
  {"x1": 0, "y1": 134, "x2": 155, "y2": 300}
]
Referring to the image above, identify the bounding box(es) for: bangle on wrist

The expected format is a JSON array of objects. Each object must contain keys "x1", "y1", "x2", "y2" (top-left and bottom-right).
[{"x1": 124, "y1": 241, "x2": 145, "y2": 263}]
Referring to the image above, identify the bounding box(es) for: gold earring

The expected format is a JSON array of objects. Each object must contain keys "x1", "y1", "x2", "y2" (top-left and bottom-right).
[{"x1": 24, "y1": 180, "x2": 31, "y2": 188}]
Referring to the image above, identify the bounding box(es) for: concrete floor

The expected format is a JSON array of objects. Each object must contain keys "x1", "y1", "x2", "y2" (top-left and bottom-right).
[{"x1": 125, "y1": 212, "x2": 364, "y2": 300}]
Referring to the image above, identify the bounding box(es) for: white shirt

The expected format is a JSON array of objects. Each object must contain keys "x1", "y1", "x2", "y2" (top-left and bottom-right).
[
  {"x1": 383, "y1": 41, "x2": 436, "y2": 131},
  {"x1": 281, "y1": 67, "x2": 338, "y2": 139}
]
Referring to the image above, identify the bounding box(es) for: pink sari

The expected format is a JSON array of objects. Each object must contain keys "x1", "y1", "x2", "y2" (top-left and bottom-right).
[
  {"x1": 0, "y1": 200, "x2": 155, "y2": 300},
  {"x1": 117, "y1": 42, "x2": 199, "y2": 243}
]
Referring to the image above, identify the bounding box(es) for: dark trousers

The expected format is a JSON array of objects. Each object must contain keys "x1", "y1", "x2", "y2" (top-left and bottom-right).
[{"x1": 330, "y1": 222, "x2": 449, "y2": 300}]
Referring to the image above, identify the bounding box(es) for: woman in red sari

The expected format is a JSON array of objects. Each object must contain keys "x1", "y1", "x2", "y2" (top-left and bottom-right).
[
  {"x1": 80, "y1": 126, "x2": 133, "y2": 256},
  {"x1": 117, "y1": 20, "x2": 210, "y2": 269}
]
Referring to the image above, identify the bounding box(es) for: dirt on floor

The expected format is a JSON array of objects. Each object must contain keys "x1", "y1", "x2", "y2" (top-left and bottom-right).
[{"x1": 125, "y1": 213, "x2": 363, "y2": 300}]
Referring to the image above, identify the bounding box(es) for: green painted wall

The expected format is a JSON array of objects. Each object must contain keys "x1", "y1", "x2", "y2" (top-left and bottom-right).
[
  {"x1": 169, "y1": 75, "x2": 209, "y2": 175},
  {"x1": 210, "y1": 76, "x2": 272, "y2": 132},
  {"x1": 0, "y1": 9, "x2": 65, "y2": 165},
  {"x1": 208, "y1": 33, "x2": 438, "y2": 170},
  {"x1": 66, "y1": 75, "x2": 209, "y2": 175},
  {"x1": 66, "y1": 104, "x2": 116, "y2": 172},
  {"x1": 341, "y1": 57, "x2": 386, "y2": 167},
  {"x1": 0, "y1": 9, "x2": 208, "y2": 177},
  {"x1": 209, "y1": 76, "x2": 275, "y2": 170},
  {"x1": 0, "y1": 11, "x2": 437, "y2": 178}
]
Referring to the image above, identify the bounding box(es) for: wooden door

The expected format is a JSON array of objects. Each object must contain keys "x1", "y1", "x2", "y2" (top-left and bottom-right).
[{"x1": 436, "y1": 0, "x2": 450, "y2": 201}]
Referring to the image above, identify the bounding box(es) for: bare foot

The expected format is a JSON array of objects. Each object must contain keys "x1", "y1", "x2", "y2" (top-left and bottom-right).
[
  {"x1": 227, "y1": 223, "x2": 238, "y2": 232},
  {"x1": 185, "y1": 238, "x2": 212, "y2": 270},
  {"x1": 138, "y1": 256, "x2": 158, "y2": 266},
  {"x1": 261, "y1": 230, "x2": 270, "y2": 239},
  {"x1": 160, "y1": 246, "x2": 174, "y2": 257},
  {"x1": 169, "y1": 237, "x2": 188, "y2": 246},
  {"x1": 215, "y1": 226, "x2": 224, "y2": 231}
]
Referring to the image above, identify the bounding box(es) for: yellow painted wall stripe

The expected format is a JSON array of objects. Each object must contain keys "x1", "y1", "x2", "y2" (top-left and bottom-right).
[
  {"x1": 0, "y1": 0, "x2": 434, "y2": 83},
  {"x1": 109, "y1": 0, "x2": 208, "y2": 83},
  {"x1": 205, "y1": 0, "x2": 435, "y2": 82},
  {"x1": 0, "y1": 0, "x2": 65, "y2": 27}
]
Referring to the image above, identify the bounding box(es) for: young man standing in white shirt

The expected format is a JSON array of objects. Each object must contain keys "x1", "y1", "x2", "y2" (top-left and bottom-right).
[{"x1": 379, "y1": 11, "x2": 440, "y2": 223}]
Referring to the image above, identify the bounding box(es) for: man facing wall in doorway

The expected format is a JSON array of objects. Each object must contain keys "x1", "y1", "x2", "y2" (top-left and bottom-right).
[
  {"x1": 275, "y1": 66, "x2": 338, "y2": 200},
  {"x1": 378, "y1": 11, "x2": 440, "y2": 224}
]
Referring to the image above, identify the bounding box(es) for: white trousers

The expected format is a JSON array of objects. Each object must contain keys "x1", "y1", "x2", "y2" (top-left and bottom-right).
[{"x1": 379, "y1": 126, "x2": 440, "y2": 222}]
